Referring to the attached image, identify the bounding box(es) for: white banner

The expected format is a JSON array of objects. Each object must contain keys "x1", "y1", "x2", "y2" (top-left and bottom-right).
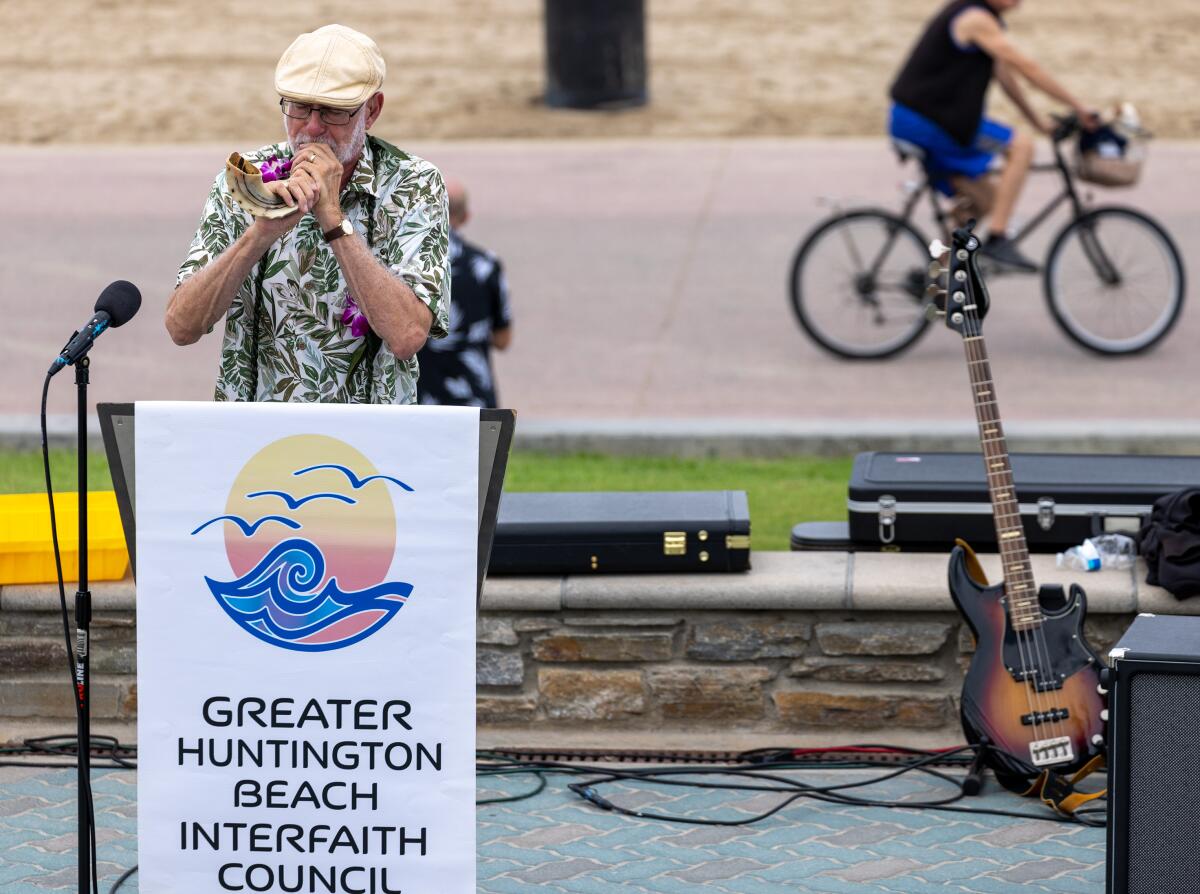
[{"x1": 135, "y1": 401, "x2": 478, "y2": 894}]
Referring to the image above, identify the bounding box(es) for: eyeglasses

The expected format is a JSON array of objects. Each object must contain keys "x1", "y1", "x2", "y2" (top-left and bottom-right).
[{"x1": 279, "y1": 99, "x2": 363, "y2": 126}]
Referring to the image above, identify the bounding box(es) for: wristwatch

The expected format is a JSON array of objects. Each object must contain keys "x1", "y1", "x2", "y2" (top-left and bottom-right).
[{"x1": 323, "y1": 218, "x2": 353, "y2": 243}]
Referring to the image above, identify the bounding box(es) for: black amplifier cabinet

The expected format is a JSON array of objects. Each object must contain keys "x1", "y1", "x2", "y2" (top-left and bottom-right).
[
  {"x1": 848, "y1": 452, "x2": 1200, "y2": 552},
  {"x1": 490, "y1": 491, "x2": 750, "y2": 575},
  {"x1": 1106, "y1": 613, "x2": 1200, "y2": 894}
]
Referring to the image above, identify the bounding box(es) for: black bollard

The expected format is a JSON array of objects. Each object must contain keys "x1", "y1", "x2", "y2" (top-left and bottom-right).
[{"x1": 544, "y1": 0, "x2": 648, "y2": 109}]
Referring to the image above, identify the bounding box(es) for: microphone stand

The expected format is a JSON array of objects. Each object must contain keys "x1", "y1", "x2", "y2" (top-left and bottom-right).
[{"x1": 73, "y1": 355, "x2": 93, "y2": 894}]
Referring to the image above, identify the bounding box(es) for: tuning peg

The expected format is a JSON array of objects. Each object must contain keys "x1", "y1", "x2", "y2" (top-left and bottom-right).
[
  {"x1": 928, "y1": 261, "x2": 947, "y2": 280},
  {"x1": 928, "y1": 239, "x2": 950, "y2": 260},
  {"x1": 925, "y1": 282, "x2": 946, "y2": 300},
  {"x1": 924, "y1": 303, "x2": 946, "y2": 322}
]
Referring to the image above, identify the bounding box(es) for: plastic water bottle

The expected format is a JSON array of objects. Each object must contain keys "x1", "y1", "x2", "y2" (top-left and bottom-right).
[
  {"x1": 1057, "y1": 538, "x2": 1101, "y2": 571},
  {"x1": 1056, "y1": 534, "x2": 1136, "y2": 572},
  {"x1": 1091, "y1": 533, "x2": 1137, "y2": 570}
]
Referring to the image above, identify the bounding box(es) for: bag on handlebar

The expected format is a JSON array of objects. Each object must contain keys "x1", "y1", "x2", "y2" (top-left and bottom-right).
[{"x1": 1075, "y1": 107, "x2": 1146, "y2": 187}]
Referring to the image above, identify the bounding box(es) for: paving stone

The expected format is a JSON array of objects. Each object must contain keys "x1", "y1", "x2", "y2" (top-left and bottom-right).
[
  {"x1": 119, "y1": 682, "x2": 137, "y2": 718},
  {"x1": 0, "y1": 638, "x2": 67, "y2": 674},
  {"x1": 538, "y1": 669, "x2": 644, "y2": 720},
  {"x1": 665, "y1": 857, "x2": 771, "y2": 882},
  {"x1": 532, "y1": 632, "x2": 673, "y2": 663},
  {"x1": 787, "y1": 657, "x2": 946, "y2": 683},
  {"x1": 647, "y1": 666, "x2": 773, "y2": 721},
  {"x1": 477, "y1": 649, "x2": 525, "y2": 687},
  {"x1": 819, "y1": 856, "x2": 924, "y2": 882},
  {"x1": 774, "y1": 690, "x2": 953, "y2": 729},
  {"x1": 0, "y1": 759, "x2": 1109, "y2": 893},
  {"x1": 0, "y1": 678, "x2": 123, "y2": 720},
  {"x1": 687, "y1": 619, "x2": 810, "y2": 661},
  {"x1": 510, "y1": 617, "x2": 561, "y2": 633},
  {"x1": 476, "y1": 695, "x2": 537, "y2": 724},
  {"x1": 816, "y1": 621, "x2": 953, "y2": 656},
  {"x1": 1084, "y1": 614, "x2": 1134, "y2": 659},
  {"x1": 477, "y1": 618, "x2": 519, "y2": 646},
  {"x1": 959, "y1": 624, "x2": 977, "y2": 654}
]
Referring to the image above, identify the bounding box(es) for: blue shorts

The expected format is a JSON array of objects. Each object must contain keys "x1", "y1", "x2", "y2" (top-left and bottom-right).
[{"x1": 888, "y1": 102, "x2": 1014, "y2": 195}]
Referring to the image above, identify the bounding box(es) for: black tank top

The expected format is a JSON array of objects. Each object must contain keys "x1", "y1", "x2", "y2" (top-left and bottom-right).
[{"x1": 890, "y1": 0, "x2": 1002, "y2": 146}]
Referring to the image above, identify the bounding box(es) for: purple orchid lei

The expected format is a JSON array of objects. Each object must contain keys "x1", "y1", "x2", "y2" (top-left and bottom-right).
[
  {"x1": 341, "y1": 292, "x2": 371, "y2": 338},
  {"x1": 258, "y1": 154, "x2": 292, "y2": 183}
]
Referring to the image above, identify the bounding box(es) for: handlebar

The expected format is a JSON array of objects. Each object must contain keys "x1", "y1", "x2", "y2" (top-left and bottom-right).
[{"x1": 1050, "y1": 113, "x2": 1082, "y2": 144}]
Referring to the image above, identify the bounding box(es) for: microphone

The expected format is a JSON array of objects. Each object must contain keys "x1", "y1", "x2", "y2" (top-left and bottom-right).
[{"x1": 48, "y1": 281, "x2": 142, "y2": 376}]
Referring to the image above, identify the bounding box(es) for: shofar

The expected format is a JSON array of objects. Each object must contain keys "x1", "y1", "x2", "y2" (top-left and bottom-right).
[{"x1": 225, "y1": 152, "x2": 293, "y2": 219}]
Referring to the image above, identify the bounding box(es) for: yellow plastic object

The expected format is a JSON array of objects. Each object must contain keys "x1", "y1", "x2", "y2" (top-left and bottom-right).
[{"x1": 0, "y1": 492, "x2": 130, "y2": 585}]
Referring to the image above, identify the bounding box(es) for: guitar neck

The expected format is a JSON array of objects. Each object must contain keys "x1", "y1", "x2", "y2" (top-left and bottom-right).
[{"x1": 961, "y1": 333, "x2": 1041, "y2": 631}]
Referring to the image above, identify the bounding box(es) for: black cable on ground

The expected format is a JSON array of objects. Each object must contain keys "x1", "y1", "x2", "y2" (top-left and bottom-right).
[
  {"x1": 0, "y1": 735, "x2": 137, "y2": 770},
  {"x1": 108, "y1": 865, "x2": 137, "y2": 894},
  {"x1": 478, "y1": 743, "x2": 1106, "y2": 828}
]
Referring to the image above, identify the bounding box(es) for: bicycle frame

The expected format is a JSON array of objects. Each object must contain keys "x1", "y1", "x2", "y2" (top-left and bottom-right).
[{"x1": 897, "y1": 136, "x2": 1088, "y2": 246}]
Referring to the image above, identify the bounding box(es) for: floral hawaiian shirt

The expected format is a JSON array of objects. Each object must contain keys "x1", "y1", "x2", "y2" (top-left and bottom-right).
[{"x1": 176, "y1": 135, "x2": 450, "y2": 403}]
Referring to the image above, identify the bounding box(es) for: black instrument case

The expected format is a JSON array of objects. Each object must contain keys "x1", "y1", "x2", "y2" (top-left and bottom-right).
[
  {"x1": 847, "y1": 451, "x2": 1200, "y2": 552},
  {"x1": 490, "y1": 491, "x2": 751, "y2": 574}
]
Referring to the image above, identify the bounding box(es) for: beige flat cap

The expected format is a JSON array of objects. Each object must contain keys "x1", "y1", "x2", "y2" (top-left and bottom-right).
[{"x1": 275, "y1": 24, "x2": 385, "y2": 109}]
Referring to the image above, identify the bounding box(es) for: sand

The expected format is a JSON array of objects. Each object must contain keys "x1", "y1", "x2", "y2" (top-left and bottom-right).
[{"x1": 1, "y1": 0, "x2": 1196, "y2": 145}]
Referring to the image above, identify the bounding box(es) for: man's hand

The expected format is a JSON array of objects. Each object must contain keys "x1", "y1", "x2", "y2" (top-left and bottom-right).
[
  {"x1": 1074, "y1": 106, "x2": 1103, "y2": 131},
  {"x1": 248, "y1": 180, "x2": 315, "y2": 243},
  {"x1": 291, "y1": 143, "x2": 345, "y2": 230}
]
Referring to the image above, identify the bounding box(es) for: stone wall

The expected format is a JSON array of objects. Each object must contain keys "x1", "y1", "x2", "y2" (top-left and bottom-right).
[
  {"x1": 476, "y1": 610, "x2": 1134, "y2": 733},
  {"x1": 0, "y1": 550, "x2": 1182, "y2": 738}
]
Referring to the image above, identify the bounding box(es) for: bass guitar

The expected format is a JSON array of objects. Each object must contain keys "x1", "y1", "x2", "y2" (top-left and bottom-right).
[{"x1": 929, "y1": 224, "x2": 1107, "y2": 807}]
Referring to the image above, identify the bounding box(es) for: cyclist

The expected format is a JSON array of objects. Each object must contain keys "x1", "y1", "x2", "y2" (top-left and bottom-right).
[{"x1": 888, "y1": 0, "x2": 1099, "y2": 272}]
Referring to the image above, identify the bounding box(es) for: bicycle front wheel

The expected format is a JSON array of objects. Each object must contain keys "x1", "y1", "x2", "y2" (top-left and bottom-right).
[
  {"x1": 1044, "y1": 207, "x2": 1186, "y2": 355},
  {"x1": 789, "y1": 210, "x2": 933, "y2": 359}
]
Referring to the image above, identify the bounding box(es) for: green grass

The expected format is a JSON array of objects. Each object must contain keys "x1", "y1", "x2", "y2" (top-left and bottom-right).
[
  {"x1": 504, "y1": 453, "x2": 853, "y2": 551},
  {"x1": 0, "y1": 449, "x2": 853, "y2": 552},
  {"x1": 0, "y1": 449, "x2": 113, "y2": 495}
]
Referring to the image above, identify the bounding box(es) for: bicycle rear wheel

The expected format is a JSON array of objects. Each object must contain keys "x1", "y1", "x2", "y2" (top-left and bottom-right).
[
  {"x1": 1044, "y1": 207, "x2": 1185, "y2": 355},
  {"x1": 789, "y1": 210, "x2": 932, "y2": 359}
]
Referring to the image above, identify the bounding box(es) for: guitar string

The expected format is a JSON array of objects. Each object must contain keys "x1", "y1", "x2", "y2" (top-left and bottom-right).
[
  {"x1": 962, "y1": 289, "x2": 1071, "y2": 749},
  {"x1": 990, "y1": 491, "x2": 1067, "y2": 745},
  {"x1": 960, "y1": 332, "x2": 1045, "y2": 745},
  {"x1": 957, "y1": 260, "x2": 1066, "y2": 751}
]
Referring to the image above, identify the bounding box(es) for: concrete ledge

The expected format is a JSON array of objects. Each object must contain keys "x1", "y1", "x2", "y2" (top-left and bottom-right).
[
  {"x1": 512, "y1": 418, "x2": 1200, "y2": 458},
  {"x1": 0, "y1": 579, "x2": 135, "y2": 612},
  {"x1": 481, "y1": 550, "x2": 1173, "y2": 613},
  {"x1": 6, "y1": 415, "x2": 1200, "y2": 456},
  {"x1": 2, "y1": 551, "x2": 1184, "y2": 615}
]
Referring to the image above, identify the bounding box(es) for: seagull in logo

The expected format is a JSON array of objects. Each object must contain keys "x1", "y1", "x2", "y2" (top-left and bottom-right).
[
  {"x1": 190, "y1": 515, "x2": 302, "y2": 537},
  {"x1": 246, "y1": 490, "x2": 357, "y2": 509},
  {"x1": 292, "y1": 464, "x2": 413, "y2": 492}
]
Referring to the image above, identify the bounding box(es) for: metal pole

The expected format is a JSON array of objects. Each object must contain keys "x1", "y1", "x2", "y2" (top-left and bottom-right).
[{"x1": 75, "y1": 356, "x2": 92, "y2": 894}]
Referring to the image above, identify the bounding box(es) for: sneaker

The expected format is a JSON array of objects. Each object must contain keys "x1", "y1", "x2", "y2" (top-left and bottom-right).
[{"x1": 979, "y1": 235, "x2": 1038, "y2": 273}]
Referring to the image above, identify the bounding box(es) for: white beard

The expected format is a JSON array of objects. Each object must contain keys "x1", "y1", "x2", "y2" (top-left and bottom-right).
[{"x1": 286, "y1": 112, "x2": 367, "y2": 165}]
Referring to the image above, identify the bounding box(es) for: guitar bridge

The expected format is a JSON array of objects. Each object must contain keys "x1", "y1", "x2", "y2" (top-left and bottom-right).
[{"x1": 1029, "y1": 736, "x2": 1075, "y2": 768}]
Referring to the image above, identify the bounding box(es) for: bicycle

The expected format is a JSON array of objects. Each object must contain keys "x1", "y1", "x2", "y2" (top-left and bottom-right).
[{"x1": 788, "y1": 115, "x2": 1186, "y2": 359}]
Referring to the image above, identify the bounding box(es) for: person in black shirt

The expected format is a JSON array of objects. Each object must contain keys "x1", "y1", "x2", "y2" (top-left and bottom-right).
[
  {"x1": 889, "y1": 0, "x2": 1098, "y2": 271},
  {"x1": 416, "y1": 179, "x2": 513, "y2": 408}
]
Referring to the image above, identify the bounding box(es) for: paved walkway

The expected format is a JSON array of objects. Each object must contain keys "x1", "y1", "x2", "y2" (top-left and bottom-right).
[
  {"x1": 3, "y1": 139, "x2": 1196, "y2": 430},
  {"x1": 2, "y1": 763, "x2": 1103, "y2": 893}
]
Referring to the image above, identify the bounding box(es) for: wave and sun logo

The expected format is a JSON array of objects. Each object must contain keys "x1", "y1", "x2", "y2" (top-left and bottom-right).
[{"x1": 190, "y1": 434, "x2": 413, "y2": 652}]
